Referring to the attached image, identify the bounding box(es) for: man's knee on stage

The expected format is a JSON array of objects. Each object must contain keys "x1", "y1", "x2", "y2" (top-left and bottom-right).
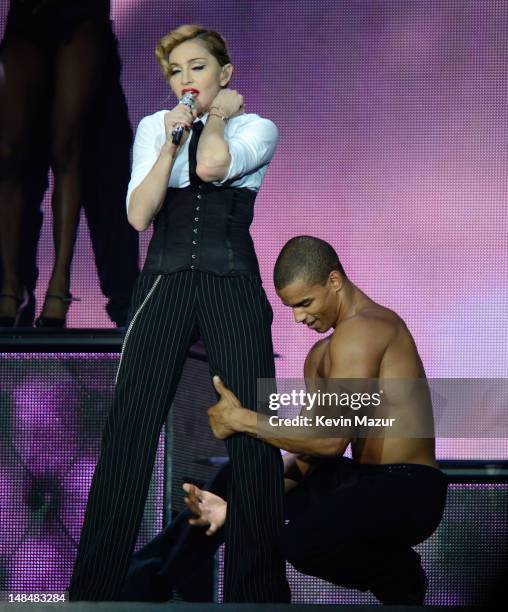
[{"x1": 277, "y1": 521, "x2": 324, "y2": 574}]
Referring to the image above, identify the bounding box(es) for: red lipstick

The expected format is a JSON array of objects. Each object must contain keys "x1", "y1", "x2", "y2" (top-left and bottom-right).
[{"x1": 181, "y1": 88, "x2": 200, "y2": 95}]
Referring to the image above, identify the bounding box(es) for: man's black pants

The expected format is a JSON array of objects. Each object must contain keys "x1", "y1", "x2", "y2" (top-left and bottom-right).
[
  {"x1": 68, "y1": 270, "x2": 289, "y2": 602},
  {"x1": 120, "y1": 457, "x2": 448, "y2": 604}
]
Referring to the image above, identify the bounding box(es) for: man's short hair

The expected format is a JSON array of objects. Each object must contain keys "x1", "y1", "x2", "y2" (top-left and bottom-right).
[{"x1": 274, "y1": 236, "x2": 346, "y2": 290}]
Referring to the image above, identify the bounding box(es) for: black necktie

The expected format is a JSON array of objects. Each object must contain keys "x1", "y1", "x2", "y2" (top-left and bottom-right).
[{"x1": 188, "y1": 120, "x2": 204, "y2": 186}]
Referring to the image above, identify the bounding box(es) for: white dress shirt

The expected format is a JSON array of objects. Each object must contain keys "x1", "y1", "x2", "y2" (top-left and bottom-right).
[{"x1": 126, "y1": 110, "x2": 279, "y2": 212}]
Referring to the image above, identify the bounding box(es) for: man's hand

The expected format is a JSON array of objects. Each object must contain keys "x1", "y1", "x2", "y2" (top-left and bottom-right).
[
  {"x1": 207, "y1": 376, "x2": 247, "y2": 439},
  {"x1": 183, "y1": 483, "x2": 227, "y2": 536}
]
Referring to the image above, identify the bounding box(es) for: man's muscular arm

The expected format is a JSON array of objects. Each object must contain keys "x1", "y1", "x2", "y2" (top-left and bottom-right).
[
  {"x1": 282, "y1": 344, "x2": 329, "y2": 491},
  {"x1": 327, "y1": 317, "x2": 386, "y2": 378},
  {"x1": 208, "y1": 342, "x2": 349, "y2": 456},
  {"x1": 208, "y1": 317, "x2": 393, "y2": 456}
]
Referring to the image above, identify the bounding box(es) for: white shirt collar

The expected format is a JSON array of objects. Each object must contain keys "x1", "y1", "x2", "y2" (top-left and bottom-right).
[{"x1": 194, "y1": 112, "x2": 209, "y2": 126}]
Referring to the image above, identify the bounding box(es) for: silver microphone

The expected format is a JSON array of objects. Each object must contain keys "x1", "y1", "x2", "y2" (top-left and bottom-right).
[{"x1": 172, "y1": 91, "x2": 197, "y2": 145}]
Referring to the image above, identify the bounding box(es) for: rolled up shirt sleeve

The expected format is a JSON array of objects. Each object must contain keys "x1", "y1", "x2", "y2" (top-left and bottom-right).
[
  {"x1": 126, "y1": 116, "x2": 160, "y2": 213},
  {"x1": 216, "y1": 117, "x2": 279, "y2": 185}
]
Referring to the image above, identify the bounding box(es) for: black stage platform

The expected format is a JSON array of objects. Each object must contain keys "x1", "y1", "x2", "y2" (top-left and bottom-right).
[
  {"x1": 0, "y1": 604, "x2": 484, "y2": 611},
  {"x1": 1, "y1": 330, "x2": 506, "y2": 608},
  {"x1": 0, "y1": 328, "x2": 281, "y2": 358}
]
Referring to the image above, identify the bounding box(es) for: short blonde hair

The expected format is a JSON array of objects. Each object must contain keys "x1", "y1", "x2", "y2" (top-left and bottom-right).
[{"x1": 156, "y1": 24, "x2": 232, "y2": 83}]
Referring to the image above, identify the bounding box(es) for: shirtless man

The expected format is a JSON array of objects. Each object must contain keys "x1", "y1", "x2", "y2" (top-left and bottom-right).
[
  {"x1": 121, "y1": 236, "x2": 447, "y2": 604},
  {"x1": 209, "y1": 234, "x2": 439, "y2": 467},
  {"x1": 206, "y1": 235, "x2": 448, "y2": 604}
]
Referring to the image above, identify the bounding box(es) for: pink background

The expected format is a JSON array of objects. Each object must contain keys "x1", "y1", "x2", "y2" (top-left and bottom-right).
[{"x1": 2, "y1": 2, "x2": 506, "y2": 379}]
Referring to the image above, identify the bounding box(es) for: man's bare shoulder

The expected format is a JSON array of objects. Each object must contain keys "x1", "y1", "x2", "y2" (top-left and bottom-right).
[
  {"x1": 304, "y1": 337, "x2": 331, "y2": 378},
  {"x1": 328, "y1": 304, "x2": 407, "y2": 370},
  {"x1": 334, "y1": 304, "x2": 403, "y2": 342}
]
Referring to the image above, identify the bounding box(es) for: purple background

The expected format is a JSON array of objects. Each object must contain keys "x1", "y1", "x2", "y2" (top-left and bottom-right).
[
  {"x1": 0, "y1": 0, "x2": 506, "y2": 449},
  {"x1": 1, "y1": 1, "x2": 506, "y2": 379},
  {"x1": 1, "y1": 354, "x2": 506, "y2": 601},
  {"x1": 0, "y1": 354, "x2": 164, "y2": 594},
  {"x1": 1, "y1": 2, "x2": 507, "y2": 599}
]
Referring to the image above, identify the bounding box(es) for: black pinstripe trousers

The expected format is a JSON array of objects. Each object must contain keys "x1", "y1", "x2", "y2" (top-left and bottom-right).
[{"x1": 68, "y1": 270, "x2": 290, "y2": 602}]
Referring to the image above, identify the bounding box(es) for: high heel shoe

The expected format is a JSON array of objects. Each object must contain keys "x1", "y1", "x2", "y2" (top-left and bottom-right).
[
  {"x1": 34, "y1": 293, "x2": 81, "y2": 329},
  {"x1": 0, "y1": 289, "x2": 34, "y2": 328},
  {"x1": 18, "y1": 290, "x2": 36, "y2": 327}
]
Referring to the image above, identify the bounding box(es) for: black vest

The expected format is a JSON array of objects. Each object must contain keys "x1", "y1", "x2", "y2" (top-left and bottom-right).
[{"x1": 143, "y1": 126, "x2": 261, "y2": 278}]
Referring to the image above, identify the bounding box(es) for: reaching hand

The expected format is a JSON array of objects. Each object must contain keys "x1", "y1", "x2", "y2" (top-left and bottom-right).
[
  {"x1": 183, "y1": 482, "x2": 227, "y2": 536},
  {"x1": 207, "y1": 376, "x2": 244, "y2": 439}
]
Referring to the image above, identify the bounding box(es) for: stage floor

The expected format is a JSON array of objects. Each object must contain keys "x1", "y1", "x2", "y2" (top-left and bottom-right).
[{"x1": 0, "y1": 603, "x2": 484, "y2": 612}]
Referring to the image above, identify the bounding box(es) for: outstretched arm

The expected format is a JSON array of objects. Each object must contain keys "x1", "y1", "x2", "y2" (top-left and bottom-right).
[
  {"x1": 207, "y1": 376, "x2": 350, "y2": 457},
  {"x1": 182, "y1": 483, "x2": 227, "y2": 536},
  {"x1": 183, "y1": 454, "x2": 314, "y2": 534}
]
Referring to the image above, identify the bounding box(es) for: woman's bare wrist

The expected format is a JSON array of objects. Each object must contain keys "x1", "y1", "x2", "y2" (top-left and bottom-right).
[
  {"x1": 208, "y1": 106, "x2": 228, "y2": 121},
  {"x1": 160, "y1": 140, "x2": 177, "y2": 159}
]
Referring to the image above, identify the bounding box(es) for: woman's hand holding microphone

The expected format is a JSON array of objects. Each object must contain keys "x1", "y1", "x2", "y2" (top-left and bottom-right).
[
  {"x1": 161, "y1": 88, "x2": 244, "y2": 158},
  {"x1": 163, "y1": 102, "x2": 199, "y2": 153}
]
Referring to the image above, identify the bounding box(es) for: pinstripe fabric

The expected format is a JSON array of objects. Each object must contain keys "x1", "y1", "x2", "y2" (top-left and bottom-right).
[
  {"x1": 196, "y1": 273, "x2": 288, "y2": 602},
  {"x1": 68, "y1": 270, "x2": 290, "y2": 603}
]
